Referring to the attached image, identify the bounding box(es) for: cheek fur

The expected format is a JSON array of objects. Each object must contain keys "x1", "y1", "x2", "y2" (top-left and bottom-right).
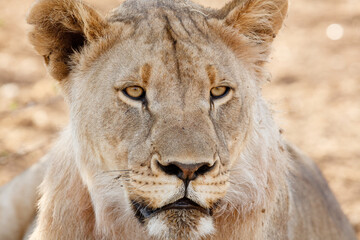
[{"x1": 100, "y1": 105, "x2": 152, "y2": 148}]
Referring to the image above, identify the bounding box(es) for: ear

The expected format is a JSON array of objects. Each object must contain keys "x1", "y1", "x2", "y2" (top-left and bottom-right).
[
  {"x1": 27, "y1": 0, "x2": 109, "y2": 80},
  {"x1": 215, "y1": 0, "x2": 288, "y2": 43}
]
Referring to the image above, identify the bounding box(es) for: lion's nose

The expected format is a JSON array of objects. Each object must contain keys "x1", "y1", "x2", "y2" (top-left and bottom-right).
[{"x1": 157, "y1": 161, "x2": 215, "y2": 182}]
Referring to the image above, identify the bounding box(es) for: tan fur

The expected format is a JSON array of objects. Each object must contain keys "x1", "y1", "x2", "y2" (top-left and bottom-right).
[{"x1": 0, "y1": 0, "x2": 356, "y2": 239}]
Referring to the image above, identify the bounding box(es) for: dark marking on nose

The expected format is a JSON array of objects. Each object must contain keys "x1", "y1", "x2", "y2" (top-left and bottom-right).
[{"x1": 157, "y1": 161, "x2": 215, "y2": 183}]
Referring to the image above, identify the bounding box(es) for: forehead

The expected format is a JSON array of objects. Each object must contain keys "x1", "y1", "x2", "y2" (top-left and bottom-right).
[{"x1": 101, "y1": 9, "x2": 239, "y2": 88}]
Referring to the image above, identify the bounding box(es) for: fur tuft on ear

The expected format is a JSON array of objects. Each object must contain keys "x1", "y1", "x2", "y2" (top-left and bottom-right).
[
  {"x1": 27, "y1": 0, "x2": 109, "y2": 80},
  {"x1": 215, "y1": 0, "x2": 288, "y2": 43}
]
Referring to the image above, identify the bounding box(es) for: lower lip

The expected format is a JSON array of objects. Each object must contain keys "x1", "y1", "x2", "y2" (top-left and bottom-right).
[
  {"x1": 160, "y1": 202, "x2": 210, "y2": 215},
  {"x1": 133, "y1": 199, "x2": 211, "y2": 222}
]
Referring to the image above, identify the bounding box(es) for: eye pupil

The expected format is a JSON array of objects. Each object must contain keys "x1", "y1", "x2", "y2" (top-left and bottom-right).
[
  {"x1": 123, "y1": 86, "x2": 145, "y2": 100},
  {"x1": 210, "y1": 86, "x2": 229, "y2": 99}
]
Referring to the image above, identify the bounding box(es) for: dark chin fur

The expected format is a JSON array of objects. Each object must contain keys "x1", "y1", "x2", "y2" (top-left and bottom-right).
[
  {"x1": 131, "y1": 198, "x2": 217, "y2": 238},
  {"x1": 146, "y1": 209, "x2": 211, "y2": 240},
  {"x1": 131, "y1": 198, "x2": 212, "y2": 223}
]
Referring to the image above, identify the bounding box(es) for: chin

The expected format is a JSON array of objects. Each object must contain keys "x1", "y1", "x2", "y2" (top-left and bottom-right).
[
  {"x1": 146, "y1": 210, "x2": 215, "y2": 240},
  {"x1": 132, "y1": 198, "x2": 216, "y2": 239}
]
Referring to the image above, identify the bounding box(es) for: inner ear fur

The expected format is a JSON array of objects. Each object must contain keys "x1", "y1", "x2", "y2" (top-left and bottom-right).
[
  {"x1": 215, "y1": 0, "x2": 288, "y2": 43},
  {"x1": 27, "y1": 0, "x2": 109, "y2": 80}
]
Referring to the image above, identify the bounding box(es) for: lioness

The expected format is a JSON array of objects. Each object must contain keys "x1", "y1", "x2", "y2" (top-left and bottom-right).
[{"x1": 0, "y1": 0, "x2": 357, "y2": 239}]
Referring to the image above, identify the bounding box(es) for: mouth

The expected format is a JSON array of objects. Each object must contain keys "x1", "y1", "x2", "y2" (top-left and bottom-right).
[{"x1": 132, "y1": 197, "x2": 211, "y2": 223}]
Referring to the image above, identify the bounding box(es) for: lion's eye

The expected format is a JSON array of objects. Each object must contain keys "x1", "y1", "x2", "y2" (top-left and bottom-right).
[
  {"x1": 210, "y1": 86, "x2": 230, "y2": 99},
  {"x1": 123, "y1": 86, "x2": 145, "y2": 100}
]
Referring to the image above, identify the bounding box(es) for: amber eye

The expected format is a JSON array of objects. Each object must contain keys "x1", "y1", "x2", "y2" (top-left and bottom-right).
[
  {"x1": 210, "y1": 86, "x2": 230, "y2": 99},
  {"x1": 123, "y1": 86, "x2": 145, "y2": 100}
]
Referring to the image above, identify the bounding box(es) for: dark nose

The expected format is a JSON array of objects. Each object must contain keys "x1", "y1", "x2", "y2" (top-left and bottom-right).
[{"x1": 157, "y1": 161, "x2": 215, "y2": 181}]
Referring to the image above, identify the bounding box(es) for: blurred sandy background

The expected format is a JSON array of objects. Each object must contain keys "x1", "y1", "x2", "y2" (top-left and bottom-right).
[{"x1": 0, "y1": 0, "x2": 359, "y2": 237}]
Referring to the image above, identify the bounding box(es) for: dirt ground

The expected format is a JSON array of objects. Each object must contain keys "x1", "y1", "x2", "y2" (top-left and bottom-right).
[{"x1": 0, "y1": 0, "x2": 359, "y2": 237}]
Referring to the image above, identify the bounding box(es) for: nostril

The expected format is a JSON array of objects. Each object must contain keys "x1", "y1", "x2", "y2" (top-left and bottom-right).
[
  {"x1": 195, "y1": 164, "x2": 214, "y2": 176},
  {"x1": 157, "y1": 160, "x2": 216, "y2": 181},
  {"x1": 157, "y1": 161, "x2": 182, "y2": 177}
]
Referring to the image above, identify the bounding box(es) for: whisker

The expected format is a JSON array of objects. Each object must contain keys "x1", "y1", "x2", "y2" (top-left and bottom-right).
[
  {"x1": 228, "y1": 180, "x2": 250, "y2": 186},
  {"x1": 223, "y1": 196, "x2": 242, "y2": 217},
  {"x1": 114, "y1": 174, "x2": 131, "y2": 180},
  {"x1": 228, "y1": 168, "x2": 246, "y2": 172},
  {"x1": 104, "y1": 170, "x2": 132, "y2": 173}
]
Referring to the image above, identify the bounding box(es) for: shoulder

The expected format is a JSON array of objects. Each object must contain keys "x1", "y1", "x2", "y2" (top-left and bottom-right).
[{"x1": 286, "y1": 143, "x2": 356, "y2": 240}]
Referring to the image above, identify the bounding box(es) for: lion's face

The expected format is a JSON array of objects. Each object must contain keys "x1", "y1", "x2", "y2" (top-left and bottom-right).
[
  {"x1": 27, "y1": 0, "x2": 288, "y2": 238},
  {"x1": 68, "y1": 11, "x2": 256, "y2": 239}
]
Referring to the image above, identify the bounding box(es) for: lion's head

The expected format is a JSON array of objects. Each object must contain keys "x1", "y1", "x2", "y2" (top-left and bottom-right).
[{"x1": 27, "y1": 0, "x2": 288, "y2": 239}]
